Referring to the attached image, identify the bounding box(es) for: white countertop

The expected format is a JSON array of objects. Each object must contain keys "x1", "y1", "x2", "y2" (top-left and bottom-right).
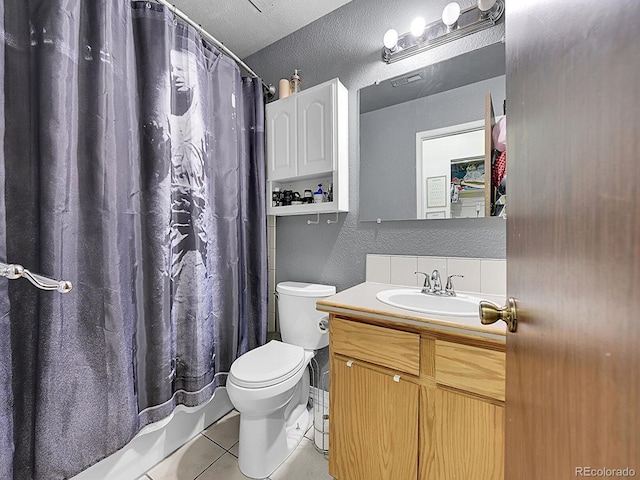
[{"x1": 316, "y1": 282, "x2": 507, "y2": 341}]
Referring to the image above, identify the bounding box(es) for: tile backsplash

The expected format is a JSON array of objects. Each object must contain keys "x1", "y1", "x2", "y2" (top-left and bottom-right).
[
  {"x1": 365, "y1": 255, "x2": 391, "y2": 284},
  {"x1": 390, "y1": 256, "x2": 418, "y2": 286},
  {"x1": 366, "y1": 254, "x2": 506, "y2": 297}
]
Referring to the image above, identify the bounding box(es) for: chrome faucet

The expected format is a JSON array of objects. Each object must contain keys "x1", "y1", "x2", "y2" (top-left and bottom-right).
[
  {"x1": 414, "y1": 271, "x2": 431, "y2": 294},
  {"x1": 416, "y1": 270, "x2": 444, "y2": 295},
  {"x1": 416, "y1": 270, "x2": 463, "y2": 296},
  {"x1": 444, "y1": 274, "x2": 464, "y2": 296}
]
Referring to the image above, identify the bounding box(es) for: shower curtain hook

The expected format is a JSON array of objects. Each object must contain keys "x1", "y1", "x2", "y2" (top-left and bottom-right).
[
  {"x1": 172, "y1": 4, "x2": 178, "y2": 25},
  {"x1": 146, "y1": 1, "x2": 151, "y2": 8},
  {"x1": 307, "y1": 213, "x2": 320, "y2": 225}
]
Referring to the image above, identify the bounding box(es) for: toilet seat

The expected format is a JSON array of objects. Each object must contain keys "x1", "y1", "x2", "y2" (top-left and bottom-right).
[{"x1": 229, "y1": 340, "x2": 306, "y2": 388}]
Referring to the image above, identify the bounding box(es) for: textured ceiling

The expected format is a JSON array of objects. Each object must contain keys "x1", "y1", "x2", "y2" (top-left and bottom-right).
[{"x1": 170, "y1": 0, "x2": 354, "y2": 59}]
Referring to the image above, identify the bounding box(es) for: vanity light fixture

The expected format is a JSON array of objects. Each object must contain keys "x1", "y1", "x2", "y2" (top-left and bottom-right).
[{"x1": 381, "y1": 0, "x2": 504, "y2": 64}]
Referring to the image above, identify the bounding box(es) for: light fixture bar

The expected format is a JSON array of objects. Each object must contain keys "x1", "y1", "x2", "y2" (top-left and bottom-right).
[{"x1": 382, "y1": 0, "x2": 504, "y2": 64}]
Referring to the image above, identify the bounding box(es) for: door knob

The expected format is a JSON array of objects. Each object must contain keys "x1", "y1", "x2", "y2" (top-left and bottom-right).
[{"x1": 479, "y1": 298, "x2": 518, "y2": 332}]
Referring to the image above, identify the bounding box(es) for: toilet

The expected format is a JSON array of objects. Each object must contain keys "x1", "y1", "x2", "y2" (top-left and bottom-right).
[{"x1": 226, "y1": 281, "x2": 335, "y2": 479}]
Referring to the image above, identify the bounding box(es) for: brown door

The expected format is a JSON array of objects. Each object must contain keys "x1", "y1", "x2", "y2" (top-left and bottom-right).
[{"x1": 506, "y1": 1, "x2": 640, "y2": 478}]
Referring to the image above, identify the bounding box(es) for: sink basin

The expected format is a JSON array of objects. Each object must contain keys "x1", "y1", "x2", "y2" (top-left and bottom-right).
[{"x1": 376, "y1": 289, "x2": 483, "y2": 317}]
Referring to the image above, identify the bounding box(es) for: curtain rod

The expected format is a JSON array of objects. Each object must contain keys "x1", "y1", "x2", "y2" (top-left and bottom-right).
[{"x1": 151, "y1": 0, "x2": 276, "y2": 99}]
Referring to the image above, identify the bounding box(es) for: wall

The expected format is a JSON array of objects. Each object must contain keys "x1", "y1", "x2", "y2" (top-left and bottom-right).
[
  {"x1": 246, "y1": 0, "x2": 506, "y2": 292},
  {"x1": 360, "y1": 75, "x2": 506, "y2": 221}
]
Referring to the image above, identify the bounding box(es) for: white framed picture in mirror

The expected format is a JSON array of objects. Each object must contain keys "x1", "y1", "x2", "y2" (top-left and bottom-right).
[{"x1": 426, "y1": 175, "x2": 447, "y2": 209}]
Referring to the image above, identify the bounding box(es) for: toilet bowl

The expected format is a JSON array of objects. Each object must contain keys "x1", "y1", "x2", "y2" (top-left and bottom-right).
[{"x1": 226, "y1": 281, "x2": 335, "y2": 479}]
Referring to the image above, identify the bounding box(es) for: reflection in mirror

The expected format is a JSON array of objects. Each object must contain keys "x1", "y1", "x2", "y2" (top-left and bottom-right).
[
  {"x1": 417, "y1": 120, "x2": 487, "y2": 219},
  {"x1": 359, "y1": 42, "x2": 505, "y2": 221}
]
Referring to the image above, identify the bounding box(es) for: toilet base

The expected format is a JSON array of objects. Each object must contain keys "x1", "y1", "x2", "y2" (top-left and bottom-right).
[
  {"x1": 228, "y1": 349, "x2": 317, "y2": 479},
  {"x1": 237, "y1": 403, "x2": 312, "y2": 479}
]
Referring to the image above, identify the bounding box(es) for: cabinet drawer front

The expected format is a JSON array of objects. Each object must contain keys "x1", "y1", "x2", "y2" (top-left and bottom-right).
[
  {"x1": 435, "y1": 341, "x2": 505, "y2": 401},
  {"x1": 331, "y1": 318, "x2": 420, "y2": 376}
]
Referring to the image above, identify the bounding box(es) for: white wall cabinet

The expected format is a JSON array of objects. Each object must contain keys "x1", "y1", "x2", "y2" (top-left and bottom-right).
[{"x1": 266, "y1": 78, "x2": 348, "y2": 216}]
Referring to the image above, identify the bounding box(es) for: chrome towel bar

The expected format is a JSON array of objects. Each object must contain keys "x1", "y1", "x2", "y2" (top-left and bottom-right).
[{"x1": 0, "y1": 262, "x2": 72, "y2": 293}]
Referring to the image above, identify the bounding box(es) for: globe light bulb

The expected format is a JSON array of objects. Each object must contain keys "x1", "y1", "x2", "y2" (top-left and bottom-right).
[
  {"x1": 383, "y1": 29, "x2": 399, "y2": 50},
  {"x1": 442, "y1": 2, "x2": 461, "y2": 27},
  {"x1": 410, "y1": 17, "x2": 426, "y2": 37},
  {"x1": 478, "y1": 0, "x2": 497, "y2": 12}
]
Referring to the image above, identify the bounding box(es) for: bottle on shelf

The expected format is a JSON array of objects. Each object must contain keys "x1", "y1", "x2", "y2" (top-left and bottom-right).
[
  {"x1": 290, "y1": 69, "x2": 302, "y2": 94},
  {"x1": 278, "y1": 78, "x2": 290, "y2": 99},
  {"x1": 304, "y1": 189, "x2": 313, "y2": 204},
  {"x1": 272, "y1": 187, "x2": 282, "y2": 207},
  {"x1": 314, "y1": 184, "x2": 324, "y2": 203}
]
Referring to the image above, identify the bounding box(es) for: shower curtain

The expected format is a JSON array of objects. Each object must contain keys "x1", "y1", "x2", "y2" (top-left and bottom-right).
[{"x1": 0, "y1": 1, "x2": 267, "y2": 479}]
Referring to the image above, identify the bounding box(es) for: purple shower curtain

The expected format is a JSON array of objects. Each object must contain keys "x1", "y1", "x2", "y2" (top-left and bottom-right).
[{"x1": 0, "y1": 1, "x2": 267, "y2": 479}]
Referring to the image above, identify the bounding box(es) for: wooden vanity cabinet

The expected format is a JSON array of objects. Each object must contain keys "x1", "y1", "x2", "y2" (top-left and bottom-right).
[{"x1": 329, "y1": 315, "x2": 505, "y2": 480}]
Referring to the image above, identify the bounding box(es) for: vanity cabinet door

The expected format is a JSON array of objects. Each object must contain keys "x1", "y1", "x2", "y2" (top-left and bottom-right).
[
  {"x1": 329, "y1": 358, "x2": 419, "y2": 480},
  {"x1": 422, "y1": 388, "x2": 505, "y2": 480}
]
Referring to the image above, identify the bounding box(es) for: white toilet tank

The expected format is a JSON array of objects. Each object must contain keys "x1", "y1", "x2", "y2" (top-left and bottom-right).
[{"x1": 276, "y1": 281, "x2": 336, "y2": 350}]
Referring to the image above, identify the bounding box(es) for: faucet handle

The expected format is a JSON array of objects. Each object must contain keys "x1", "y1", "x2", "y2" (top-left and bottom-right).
[
  {"x1": 445, "y1": 274, "x2": 464, "y2": 295},
  {"x1": 414, "y1": 271, "x2": 431, "y2": 292}
]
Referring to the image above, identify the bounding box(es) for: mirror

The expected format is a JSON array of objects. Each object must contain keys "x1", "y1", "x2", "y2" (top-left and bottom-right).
[{"x1": 359, "y1": 42, "x2": 505, "y2": 221}]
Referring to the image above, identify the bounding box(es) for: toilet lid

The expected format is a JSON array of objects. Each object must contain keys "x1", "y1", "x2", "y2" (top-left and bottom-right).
[
  {"x1": 229, "y1": 340, "x2": 306, "y2": 388},
  {"x1": 276, "y1": 281, "x2": 336, "y2": 297}
]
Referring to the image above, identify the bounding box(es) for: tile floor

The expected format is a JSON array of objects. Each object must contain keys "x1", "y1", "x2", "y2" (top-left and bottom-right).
[{"x1": 141, "y1": 410, "x2": 332, "y2": 480}]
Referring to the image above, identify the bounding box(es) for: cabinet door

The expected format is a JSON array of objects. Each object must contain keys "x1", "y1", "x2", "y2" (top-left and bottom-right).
[
  {"x1": 422, "y1": 388, "x2": 504, "y2": 480},
  {"x1": 329, "y1": 358, "x2": 419, "y2": 480},
  {"x1": 266, "y1": 99, "x2": 296, "y2": 180},
  {"x1": 297, "y1": 82, "x2": 335, "y2": 177}
]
